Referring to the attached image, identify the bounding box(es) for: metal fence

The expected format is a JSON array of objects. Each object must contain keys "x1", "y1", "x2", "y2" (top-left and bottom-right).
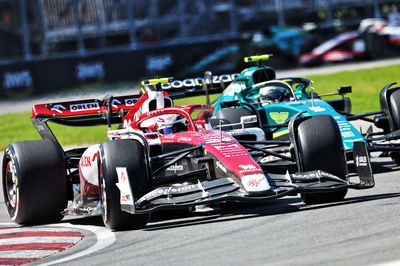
[{"x1": 3, "y1": 0, "x2": 400, "y2": 61}]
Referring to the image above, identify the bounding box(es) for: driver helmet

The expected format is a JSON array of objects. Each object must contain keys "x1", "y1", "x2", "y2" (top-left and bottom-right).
[
  {"x1": 259, "y1": 86, "x2": 287, "y2": 105},
  {"x1": 157, "y1": 115, "x2": 189, "y2": 135}
]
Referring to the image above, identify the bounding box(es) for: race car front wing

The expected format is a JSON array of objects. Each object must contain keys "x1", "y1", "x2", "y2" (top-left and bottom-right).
[
  {"x1": 120, "y1": 171, "x2": 373, "y2": 214},
  {"x1": 120, "y1": 141, "x2": 374, "y2": 214}
]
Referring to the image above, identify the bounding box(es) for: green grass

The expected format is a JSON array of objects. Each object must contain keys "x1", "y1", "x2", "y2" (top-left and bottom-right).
[
  {"x1": 305, "y1": 64, "x2": 400, "y2": 114},
  {"x1": 0, "y1": 64, "x2": 399, "y2": 151},
  {"x1": 0, "y1": 95, "x2": 215, "y2": 151}
]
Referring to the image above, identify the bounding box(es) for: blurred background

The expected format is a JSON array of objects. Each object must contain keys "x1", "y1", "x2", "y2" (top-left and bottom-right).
[{"x1": 1, "y1": 0, "x2": 400, "y2": 98}]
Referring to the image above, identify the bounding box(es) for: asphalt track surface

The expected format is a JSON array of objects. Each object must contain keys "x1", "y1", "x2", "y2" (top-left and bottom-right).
[
  {"x1": 0, "y1": 156, "x2": 399, "y2": 266},
  {"x1": 0, "y1": 59, "x2": 400, "y2": 265}
]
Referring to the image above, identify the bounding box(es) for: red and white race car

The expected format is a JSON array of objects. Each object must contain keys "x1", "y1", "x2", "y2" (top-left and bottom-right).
[
  {"x1": 2, "y1": 78, "x2": 374, "y2": 230},
  {"x1": 299, "y1": 18, "x2": 394, "y2": 66}
]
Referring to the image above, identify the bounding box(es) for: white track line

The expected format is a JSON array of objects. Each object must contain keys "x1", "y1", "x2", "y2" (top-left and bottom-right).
[
  {"x1": 40, "y1": 223, "x2": 115, "y2": 266},
  {"x1": 373, "y1": 260, "x2": 400, "y2": 266}
]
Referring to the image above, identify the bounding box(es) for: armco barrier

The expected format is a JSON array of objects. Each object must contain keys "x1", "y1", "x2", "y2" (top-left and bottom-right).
[{"x1": 0, "y1": 39, "x2": 237, "y2": 99}]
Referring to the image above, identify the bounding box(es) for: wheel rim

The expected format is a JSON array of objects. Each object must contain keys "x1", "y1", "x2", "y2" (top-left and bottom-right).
[
  {"x1": 99, "y1": 162, "x2": 108, "y2": 225},
  {"x1": 4, "y1": 160, "x2": 18, "y2": 213}
]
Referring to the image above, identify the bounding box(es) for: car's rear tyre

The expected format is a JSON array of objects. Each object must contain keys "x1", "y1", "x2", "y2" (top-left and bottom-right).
[
  {"x1": 214, "y1": 108, "x2": 258, "y2": 129},
  {"x1": 387, "y1": 89, "x2": 400, "y2": 164},
  {"x1": 295, "y1": 115, "x2": 348, "y2": 204},
  {"x1": 388, "y1": 89, "x2": 400, "y2": 130},
  {"x1": 2, "y1": 140, "x2": 68, "y2": 224},
  {"x1": 99, "y1": 139, "x2": 150, "y2": 231}
]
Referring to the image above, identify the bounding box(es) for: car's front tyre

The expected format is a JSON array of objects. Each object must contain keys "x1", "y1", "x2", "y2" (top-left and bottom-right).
[
  {"x1": 98, "y1": 139, "x2": 151, "y2": 231},
  {"x1": 293, "y1": 115, "x2": 348, "y2": 204}
]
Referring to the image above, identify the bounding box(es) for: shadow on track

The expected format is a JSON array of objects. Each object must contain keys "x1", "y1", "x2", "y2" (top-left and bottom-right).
[{"x1": 143, "y1": 192, "x2": 400, "y2": 231}]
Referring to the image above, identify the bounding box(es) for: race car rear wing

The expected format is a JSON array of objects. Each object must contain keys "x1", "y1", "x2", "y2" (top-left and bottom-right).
[
  {"x1": 32, "y1": 73, "x2": 239, "y2": 126},
  {"x1": 32, "y1": 94, "x2": 142, "y2": 126}
]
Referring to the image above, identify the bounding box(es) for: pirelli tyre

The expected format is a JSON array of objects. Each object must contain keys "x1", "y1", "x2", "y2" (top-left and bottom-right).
[
  {"x1": 99, "y1": 139, "x2": 150, "y2": 230},
  {"x1": 387, "y1": 89, "x2": 400, "y2": 164},
  {"x1": 214, "y1": 108, "x2": 258, "y2": 129},
  {"x1": 295, "y1": 115, "x2": 348, "y2": 204},
  {"x1": 2, "y1": 140, "x2": 68, "y2": 224}
]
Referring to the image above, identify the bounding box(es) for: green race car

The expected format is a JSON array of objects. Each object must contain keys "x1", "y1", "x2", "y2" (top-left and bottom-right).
[{"x1": 211, "y1": 54, "x2": 400, "y2": 164}]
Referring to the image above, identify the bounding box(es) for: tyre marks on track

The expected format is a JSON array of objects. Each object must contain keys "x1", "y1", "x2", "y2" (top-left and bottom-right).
[{"x1": 0, "y1": 226, "x2": 84, "y2": 265}]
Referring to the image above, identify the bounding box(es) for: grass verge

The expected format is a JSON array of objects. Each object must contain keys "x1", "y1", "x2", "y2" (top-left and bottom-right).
[{"x1": 0, "y1": 64, "x2": 399, "y2": 150}]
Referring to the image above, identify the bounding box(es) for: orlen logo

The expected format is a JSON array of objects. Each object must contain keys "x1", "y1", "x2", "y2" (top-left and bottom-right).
[
  {"x1": 76, "y1": 61, "x2": 105, "y2": 81},
  {"x1": 80, "y1": 156, "x2": 92, "y2": 167},
  {"x1": 70, "y1": 102, "x2": 100, "y2": 112},
  {"x1": 3, "y1": 70, "x2": 33, "y2": 89},
  {"x1": 80, "y1": 153, "x2": 98, "y2": 167}
]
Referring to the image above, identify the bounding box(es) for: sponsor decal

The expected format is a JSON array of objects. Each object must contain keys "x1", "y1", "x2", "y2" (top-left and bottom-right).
[
  {"x1": 239, "y1": 164, "x2": 257, "y2": 170},
  {"x1": 146, "y1": 54, "x2": 172, "y2": 72},
  {"x1": 269, "y1": 112, "x2": 289, "y2": 124},
  {"x1": 76, "y1": 61, "x2": 105, "y2": 81},
  {"x1": 79, "y1": 145, "x2": 100, "y2": 186},
  {"x1": 80, "y1": 156, "x2": 92, "y2": 167},
  {"x1": 124, "y1": 98, "x2": 137, "y2": 106},
  {"x1": 216, "y1": 160, "x2": 227, "y2": 173},
  {"x1": 212, "y1": 143, "x2": 248, "y2": 157},
  {"x1": 161, "y1": 74, "x2": 239, "y2": 90},
  {"x1": 166, "y1": 164, "x2": 184, "y2": 172},
  {"x1": 290, "y1": 170, "x2": 336, "y2": 180},
  {"x1": 238, "y1": 164, "x2": 259, "y2": 174},
  {"x1": 179, "y1": 137, "x2": 192, "y2": 142},
  {"x1": 229, "y1": 130, "x2": 250, "y2": 135},
  {"x1": 139, "y1": 184, "x2": 197, "y2": 202},
  {"x1": 3, "y1": 70, "x2": 32, "y2": 89},
  {"x1": 355, "y1": 155, "x2": 368, "y2": 167},
  {"x1": 241, "y1": 174, "x2": 270, "y2": 193},
  {"x1": 51, "y1": 104, "x2": 67, "y2": 114},
  {"x1": 116, "y1": 167, "x2": 134, "y2": 205},
  {"x1": 342, "y1": 131, "x2": 355, "y2": 138},
  {"x1": 247, "y1": 177, "x2": 264, "y2": 187},
  {"x1": 214, "y1": 143, "x2": 241, "y2": 150},
  {"x1": 308, "y1": 106, "x2": 326, "y2": 112},
  {"x1": 70, "y1": 102, "x2": 100, "y2": 112}
]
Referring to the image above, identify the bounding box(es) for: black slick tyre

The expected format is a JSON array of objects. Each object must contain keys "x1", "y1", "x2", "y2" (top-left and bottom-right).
[
  {"x1": 295, "y1": 115, "x2": 348, "y2": 204},
  {"x1": 388, "y1": 89, "x2": 400, "y2": 130},
  {"x1": 2, "y1": 140, "x2": 68, "y2": 224},
  {"x1": 214, "y1": 108, "x2": 257, "y2": 129},
  {"x1": 388, "y1": 89, "x2": 400, "y2": 163},
  {"x1": 99, "y1": 139, "x2": 150, "y2": 231}
]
